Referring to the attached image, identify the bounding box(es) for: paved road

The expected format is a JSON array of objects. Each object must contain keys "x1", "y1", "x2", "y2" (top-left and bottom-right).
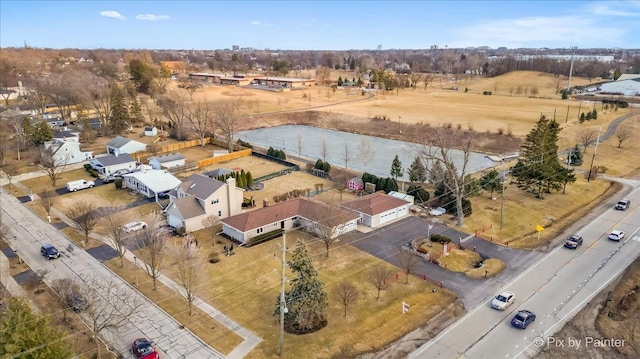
[
  {"x1": 1, "y1": 187, "x2": 225, "y2": 359},
  {"x1": 408, "y1": 181, "x2": 640, "y2": 359}
]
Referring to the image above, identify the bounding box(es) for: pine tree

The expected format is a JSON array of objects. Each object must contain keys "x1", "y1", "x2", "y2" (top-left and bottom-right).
[
  {"x1": 407, "y1": 156, "x2": 427, "y2": 183},
  {"x1": 568, "y1": 144, "x2": 583, "y2": 166},
  {"x1": 246, "y1": 171, "x2": 253, "y2": 187},
  {"x1": 591, "y1": 109, "x2": 598, "y2": 120},
  {"x1": 128, "y1": 95, "x2": 145, "y2": 127},
  {"x1": 390, "y1": 154, "x2": 403, "y2": 181},
  {"x1": 109, "y1": 85, "x2": 130, "y2": 135},
  {"x1": 480, "y1": 169, "x2": 503, "y2": 198},
  {"x1": 275, "y1": 240, "x2": 328, "y2": 334},
  {"x1": 512, "y1": 115, "x2": 565, "y2": 198}
]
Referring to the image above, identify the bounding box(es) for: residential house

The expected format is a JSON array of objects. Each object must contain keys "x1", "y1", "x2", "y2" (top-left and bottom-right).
[
  {"x1": 122, "y1": 170, "x2": 182, "y2": 199},
  {"x1": 221, "y1": 197, "x2": 359, "y2": 245},
  {"x1": 165, "y1": 173, "x2": 244, "y2": 232},
  {"x1": 89, "y1": 153, "x2": 137, "y2": 175},
  {"x1": 52, "y1": 129, "x2": 80, "y2": 143},
  {"x1": 106, "y1": 136, "x2": 147, "y2": 155},
  {"x1": 144, "y1": 126, "x2": 158, "y2": 137},
  {"x1": 347, "y1": 177, "x2": 364, "y2": 190},
  {"x1": 43, "y1": 139, "x2": 93, "y2": 166},
  {"x1": 149, "y1": 153, "x2": 186, "y2": 170},
  {"x1": 203, "y1": 168, "x2": 234, "y2": 179},
  {"x1": 340, "y1": 192, "x2": 411, "y2": 228}
]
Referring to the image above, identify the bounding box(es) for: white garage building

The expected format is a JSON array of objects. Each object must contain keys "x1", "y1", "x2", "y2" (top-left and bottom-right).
[
  {"x1": 600, "y1": 74, "x2": 640, "y2": 96},
  {"x1": 340, "y1": 192, "x2": 412, "y2": 228}
]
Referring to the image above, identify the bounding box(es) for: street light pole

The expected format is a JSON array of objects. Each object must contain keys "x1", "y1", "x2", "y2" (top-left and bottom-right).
[
  {"x1": 500, "y1": 159, "x2": 506, "y2": 229},
  {"x1": 567, "y1": 46, "x2": 578, "y2": 92},
  {"x1": 278, "y1": 233, "x2": 287, "y2": 357}
]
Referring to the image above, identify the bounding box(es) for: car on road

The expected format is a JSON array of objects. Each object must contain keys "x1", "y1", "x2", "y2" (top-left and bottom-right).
[
  {"x1": 491, "y1": 291, "x2": 515, "y2": 310},
  {"x1": 564, "y1": 234, "x2": 583, "y2": 249},
  {"x1": 511, "y1": 310, "x2": 536, "y2": 329},
  {"x1": 40, "y1": 244, "x2": 60, "y2": 259},
  {"x1": 608, "y1": 230, "x2": 625, "y2": 241},
  {"x1": 66, "y1": 291, "x2": 88, "y2": 312},
  {"x1": 615, "y1": 199, "x2": 630, "y2": 210},
  {"x1": 131, "y1": 338, "x2": 159, "y2": 359},
  {"x1": 123, "y1": 221, "x2": 148, "y2": 233}
]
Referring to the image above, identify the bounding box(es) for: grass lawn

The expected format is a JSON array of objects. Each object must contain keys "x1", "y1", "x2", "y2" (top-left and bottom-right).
[
  {"x1": 438, "y1": 248, "x2": 483, "y2": 272},
  {"x1": 19, "y1": 168, "x2": 91, "y2": 194},
  {"x1": 466, "y1": 259, "x2": 506, "y2": 279}
]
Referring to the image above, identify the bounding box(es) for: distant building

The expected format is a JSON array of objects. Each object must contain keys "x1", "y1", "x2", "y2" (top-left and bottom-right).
[{"x1": 600, "y1": 74, "x2": 640, "y2": 96}]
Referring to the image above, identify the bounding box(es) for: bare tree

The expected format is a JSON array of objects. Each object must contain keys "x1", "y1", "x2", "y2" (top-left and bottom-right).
[
  {"x1": 320, "y1": 137, "x2": 330, "y2": 162},
  {"x1": 409, "y1": 72, "x2": 424, "y2": 91},
  {"x1": 333, "y1": 173, "x2": 350, "y2": 201},
  {"x1": 370, "y1": 264, "x2": 394, "y2": 300},
  {"x1": 358, "y1": 137, "x2": 375, "y2": 173},
  {"x1": 179, "y1": 78, "x2": 202, "y2": 101},
  {"x1": 38, "y1": 70, "x2": 84, "y2": 123},
  {"x1": 32, "y1": 269, "x2": 49, "y2": 294},
  {"x1": 156, "y1": 92, "x2": 189, "y2": 140},
  {"x1": 310, "y1": 202, "x2": 353, "y2": 258},
  {"x1": 202, "y1": 215, "x2": 220, "y2": 246},
  {"x1": 296, "y1": 132, "x2": 304, "y2": 157},
  {"x1": 135, "y1": 215, "x2": 169, "y2": 290},
  {"x1": 576, "y1": 128, "x2": 597, "y2": 153},
  {"x1": 213, "y1": 99, "x2": 243, "y2": 152},
  {"x1": 104, "y1": 206, "x2": 129, "y2": 267},
  {"x1": 51, "y1": 278, "x2": 78, "y2": 321},
  {"x1": 187, "y1": 100, "x2": 214, "y2": 146},
  {"x1": 615, "y1": 126, "x2": 632, "y2": 148},
  {"x1": 2, "y1": 164, "x2": 18, "y2": 189},
  {"x1": 0, "y1": 121, "x2": 12, "y2": 166},
  {"x1": 169, "y1": 242, "x2": 206, "y2": 315},
  {"x1": 82, "y1": 275, "x2": 145, "y2": 359},
  {"x1": 39, "y1": 188, "x2": 57, "y2": 219},
  {"x1": 316, "y1": 66, "x2": 331, "y2": 85},
  {"x1": 417, "y1": 127, "x2": 476, "y2": 226},
  {"x1": 331, "y1": 280, "x2": 359, "y2": 317},
  {"x1": 342, "y1": 143, "x2": 351, "y2": 169},
  {"x1": 36, "y1": 147, "x2": 69, "y2": 187},
  {"x1": 67, "y1": 200, "x2": 98, "y2": 247},
  {"x1": 397, "y1": 251, "x2": 420, "y2": 284}
]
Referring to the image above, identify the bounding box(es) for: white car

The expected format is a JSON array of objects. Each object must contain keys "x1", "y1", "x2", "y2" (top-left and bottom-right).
[
  {"x1": 608, "y1": 230, "x2": 625, "y2": 241},
  {"x1": 123, "y1": 221, "x2": 148, "y2": 233},
  {"x1": 491, "y1": 291, "x2": 515, "y2": 310}
]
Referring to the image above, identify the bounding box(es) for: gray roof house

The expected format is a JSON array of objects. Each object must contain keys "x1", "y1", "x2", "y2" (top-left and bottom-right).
[
  {"x1": 106, "y1": 136, "x2": 147, "y2": 155},
  {"x1": 149, "y1": 153, "x2": 186, "y2": 170},
  {"x1": 89, "y1": 153, "x2": 136, "y2": 175},
  {"x1": 165, "y1": 173, "x2": 244, "y2": 233}
]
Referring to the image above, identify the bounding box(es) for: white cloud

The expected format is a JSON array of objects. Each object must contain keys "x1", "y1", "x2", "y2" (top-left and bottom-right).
[
  {"x1": 250, "y1": 20, "x2": 261, "y2": 26},
  {"x1": 100, "y1": 11, "x2": 126, "y2": 20},
  {"x1": 136, "y1": 14, "x2": 171, "y2": 21},
  {"x1": 588, "y1": 1, "x2": 640, "y2": 16}
]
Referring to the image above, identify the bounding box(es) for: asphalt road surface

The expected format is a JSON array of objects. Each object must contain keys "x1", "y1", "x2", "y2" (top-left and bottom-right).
[{"x1": 408, "y1": 183, "x2": 640, "y2": 359}]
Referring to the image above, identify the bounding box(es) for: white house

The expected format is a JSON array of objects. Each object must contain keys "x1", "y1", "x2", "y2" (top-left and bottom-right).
[
  {"x1": 106, "y1": 136, "x2": 147, "y2": 155},
  {"x1": 122, "y1": 170, "x2": 182, "y2": 199},
  {"x1": 221, "y1": 197, "x2": 359, "y2": 245},
  {"x1": 165, "y1": 174, "x2": 244, "y2": 233},
  {"x1": 149, "y1": 153, "x2": 186, "y2": 170},
  {"x1": 340, "y1": 192, "x2": 411, "y2": 228},
  {"x1": 144, "y1": 126, "x2": 158, "y2": 136},
  {"x1": 43, "y1": 139, "x2": 93, "y2": 166},
  {"x1": 600, "y1": 75, "x2": 640, "y2": 96},
  {"x1": 89, "y1": 153, "x2": 137, "y2": 175},
  {"x1": 52, "y1": 129, "x2": 80, "y2": 143}
]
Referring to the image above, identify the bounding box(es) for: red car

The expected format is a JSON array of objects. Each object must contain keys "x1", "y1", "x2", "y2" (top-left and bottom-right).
[{"x1": 131, "y1": 338, "x2": 159, "y2": 359}]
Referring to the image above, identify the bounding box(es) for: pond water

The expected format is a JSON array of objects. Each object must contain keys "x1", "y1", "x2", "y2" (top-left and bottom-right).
[{"x1": 236, "y1": 125, "x2": 497, "y2": 179}]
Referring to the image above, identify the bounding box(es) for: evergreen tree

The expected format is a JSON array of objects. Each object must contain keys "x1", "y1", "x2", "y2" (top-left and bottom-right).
[
  {"x1": 512, "y1": 115, "x2": 565, "y2": 198},
  {"x1": 337, "y1": 76, "x2": 343, "y2": 86},
  {"x1": 108, "y1": 85, "x2": 130, "y2": 135},
  {"x1": 277, "y1": 149, "x2": 286, "y2": 160},
  {"x1": 0, "y1": 297, "x2": 75, "y2": 358},
  {"x1": 591, "y1": 109, "x2": 598, "y2": 120},
  {"x1": 128, "y1": 95, "x2": 145, "y2": 127},
  {"x1": 463, "y1": 175, "x2": 481, "y2": 197},
  {"x1": 30, "y1": 121, "x2": 53, "y2": 146},
  {"x1": 385, "y1": 177, "x2": 399, "y2": 193},
  {"x1": 376, "y1": 177, "x2": 387, "y2": 192},
  {"x1": 429, "y1": 161, "x2": 445, "y2": 183},
  {"x1": 407, "y1": 185, "x2": 429, "y2": 203},
  {"x1": 275, "y1": 240, "x2": 328, "y2": 334},
  {"x1": 480, "y1": 169, "x2": 503, "y2": 198},
  {"x1": 315, "y1": 159, "x2": 324, "y2": 170},
  {"x1": 390, "y1": 154, "x2": 403, "y2": 181},
  {"x1": 579, "y1": 112, "x2": 586, "y2": 123},
  {"x1": 568, "y1": 145, "x2": 583, "y2": 166},
  {"x1": 558, "y1": 167, "x2": 577, "y2": 194},
  {"x1": 322, "y1": 161, "x2": 330, "y2": 172},
  {"x1": 246, "y1": 171, "x2": 253, "y2": 187},
  {"x1": 407, "y1": 156, "x2": 427, "y2": 183}
]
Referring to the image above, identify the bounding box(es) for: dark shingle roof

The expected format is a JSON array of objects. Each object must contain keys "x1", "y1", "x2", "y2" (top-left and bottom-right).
[
  {"x1": 171, "y1": 197, "x2": 206, "y2": 220},
  {"x1": 106, "y1": 136, "x2": 133, "y2": 148},
  {"x1": 180, "y1": 173, "x2": 224, "y2": 200},
  {"x1": 95, "y1": 153, "x2": 135, "y2": 166}
]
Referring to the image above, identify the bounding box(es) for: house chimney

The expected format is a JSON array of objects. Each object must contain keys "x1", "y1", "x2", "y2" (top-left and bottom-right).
[{"x1": 263, "y1": 198, "x2": 268, "y2": 208}]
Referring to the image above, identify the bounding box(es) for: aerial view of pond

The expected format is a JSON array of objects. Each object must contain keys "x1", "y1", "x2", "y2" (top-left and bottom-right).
[{"x1": 236, "y1": 125, "x2": 497, "y2": 179}]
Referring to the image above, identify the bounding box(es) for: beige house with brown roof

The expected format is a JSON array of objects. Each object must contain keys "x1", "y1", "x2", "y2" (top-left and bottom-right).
[
  {"x1": 165, "y1": 173, "x2": 244, "y2": 232},
  {"x1": 221, "y1": 197, "x2": 359, "y2": 245},
  {"x1": 339, "y1": 192, "x2": 411, "y2": 228}
]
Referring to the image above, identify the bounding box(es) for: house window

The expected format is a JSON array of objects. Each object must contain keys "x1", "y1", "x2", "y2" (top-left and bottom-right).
[
  {"x1": 257, "y1": 228, "x2": 263, "y2": 234},
  {"x1": 211, "y1": 198, "x2": 219, "y2": 204}
]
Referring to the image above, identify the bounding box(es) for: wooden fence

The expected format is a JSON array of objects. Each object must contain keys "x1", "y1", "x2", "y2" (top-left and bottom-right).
[{"x1": 197, "y1": 149, "x2": 252, "y2": 168}]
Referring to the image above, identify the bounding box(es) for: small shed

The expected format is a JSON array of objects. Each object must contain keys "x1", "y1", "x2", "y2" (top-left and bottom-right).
[
  {"x1": 149, "y1": 153, "x2": 186, "y2": 170},
  {"x1": 348, "y1": 177, "x2": 364, "y2": 190},
  {"x1": 144, "y1": 126, "x2": 158, "y2": 136}
]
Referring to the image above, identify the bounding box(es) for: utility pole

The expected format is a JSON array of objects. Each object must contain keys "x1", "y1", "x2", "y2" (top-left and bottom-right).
[
  {"x1": 500, "y1": 159, "x2": 506, "y2": 229},
  {"x1": 587, "y1": 126, "x2": 602, "y2": 182},
  {"x1": 277, "y1": 233, "x2": 287, "y2": 357},
  {"x1": 567, "y1": 46, "x2": 578, "y2": 92}
]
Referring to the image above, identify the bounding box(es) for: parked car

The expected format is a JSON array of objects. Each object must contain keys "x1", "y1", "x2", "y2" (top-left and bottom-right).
[
  {"x1": 429, "y1": 207, "x2": 446, "y2": 216},
  {"x1": 66, "y1": 179, "x2": 95, "y2": 192},
  {"x1": 511, "y1": 310, "x2": 536, "y2": 329},
  {"x1": 40, "y1": 244, "x2": 60, "y2": 259},
  {"x1": 615, "y1": 199, "x2": 630, "y2": 210},
  {"x1": 123, "y1": 221, "x2": 148, "y2": 233},
  {"x1": 608, "y1": 230, "x2": 625, "y2": 241},
  {"x1": 131, "y1": 338, "x2": 159, "y2": 359},
  {"x1": 564, "y1": 234, "x2": 583, "y2": 249},
  {"x1": 66, "y1": 291, "x2": 88, "y2": 312},
  {"x1": 103, "y1": 169, "x2": 132, "y2": 183},
  {"x1": 491, "y1": 291, "x2": 515, "y2": 310},
  {"x1": 157, "y1": 191, "x2": 170, "y2": 199}
]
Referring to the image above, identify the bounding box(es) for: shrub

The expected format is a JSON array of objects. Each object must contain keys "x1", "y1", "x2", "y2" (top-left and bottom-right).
[
  {"x1": 407, "y1": 185, "x2": 429, "y2": 203},
  {"x1": 322, "y1": 162, "x2": 330, "y2": 172},
  {"x1": 208, "y1": 251, "x2": 220, "y2": 264},
  {"x1": 236, "y1": 139, "x2": 253, "y2": 148},
  {"x1": 277, "y1": 149, "x2": 286, "y2": 160},
  {"x1": 483, "y1": 91, "x2": 492, "y2": 95},
  {"x1": 114, "y1": 179, "x2": 123, "y2": 189},
  {"x1": 430, "y1": 234, "x2": 452, "y2": 243},
  {"x1": 497, "y1": 128, "x2": 504, "y2": 135}
]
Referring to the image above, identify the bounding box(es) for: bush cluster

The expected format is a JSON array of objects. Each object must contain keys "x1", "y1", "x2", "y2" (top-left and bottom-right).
[
  {"x1": 215, "y1": 169, "x2": 253, "y2": 189},
  {"x1": 236, "y1": 139, "x2": 253, "y2": 148},
  {"x1": 267, "y1": 147, "x2": 286, "y2": 159},
  {"x1": 483, "y1": 91, "x2": 492, "y2": 95},
  {"x1": 362, "y1": 172, "x2": 398, "y2": 193},
  {"x1": 314, "y1": 159, "x2": 331, "y2": 173},
  {"x1": 430, "y1": 234, "x2": 452, "y2": 243}
]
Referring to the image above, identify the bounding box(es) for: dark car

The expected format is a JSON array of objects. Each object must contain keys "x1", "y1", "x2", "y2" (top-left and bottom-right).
[
  {"x1": 564, "y1": 235, "x2": 583, "y2": 249},
  {"x1": 66, "y1": 292, "x2": 88, "y2": 312},
  {"x1": 511, "y1": 310, "x2": 536, "y2": 329},
  {"x1": 131, "y1": 338, "x2": 159, "y2": 359},
  {"x1": 40, "y1": 244, "x2": 60, "y2": 259}
]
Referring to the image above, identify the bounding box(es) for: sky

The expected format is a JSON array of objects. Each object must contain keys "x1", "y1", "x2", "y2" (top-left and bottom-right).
[{"x1": 1, "y1": 1, "x2": 639, "y2": 50}]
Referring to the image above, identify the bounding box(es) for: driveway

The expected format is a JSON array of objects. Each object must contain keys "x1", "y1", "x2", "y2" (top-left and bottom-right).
[{"x1": 347, "y1": 216, "x2": 544, "y2": 307}]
